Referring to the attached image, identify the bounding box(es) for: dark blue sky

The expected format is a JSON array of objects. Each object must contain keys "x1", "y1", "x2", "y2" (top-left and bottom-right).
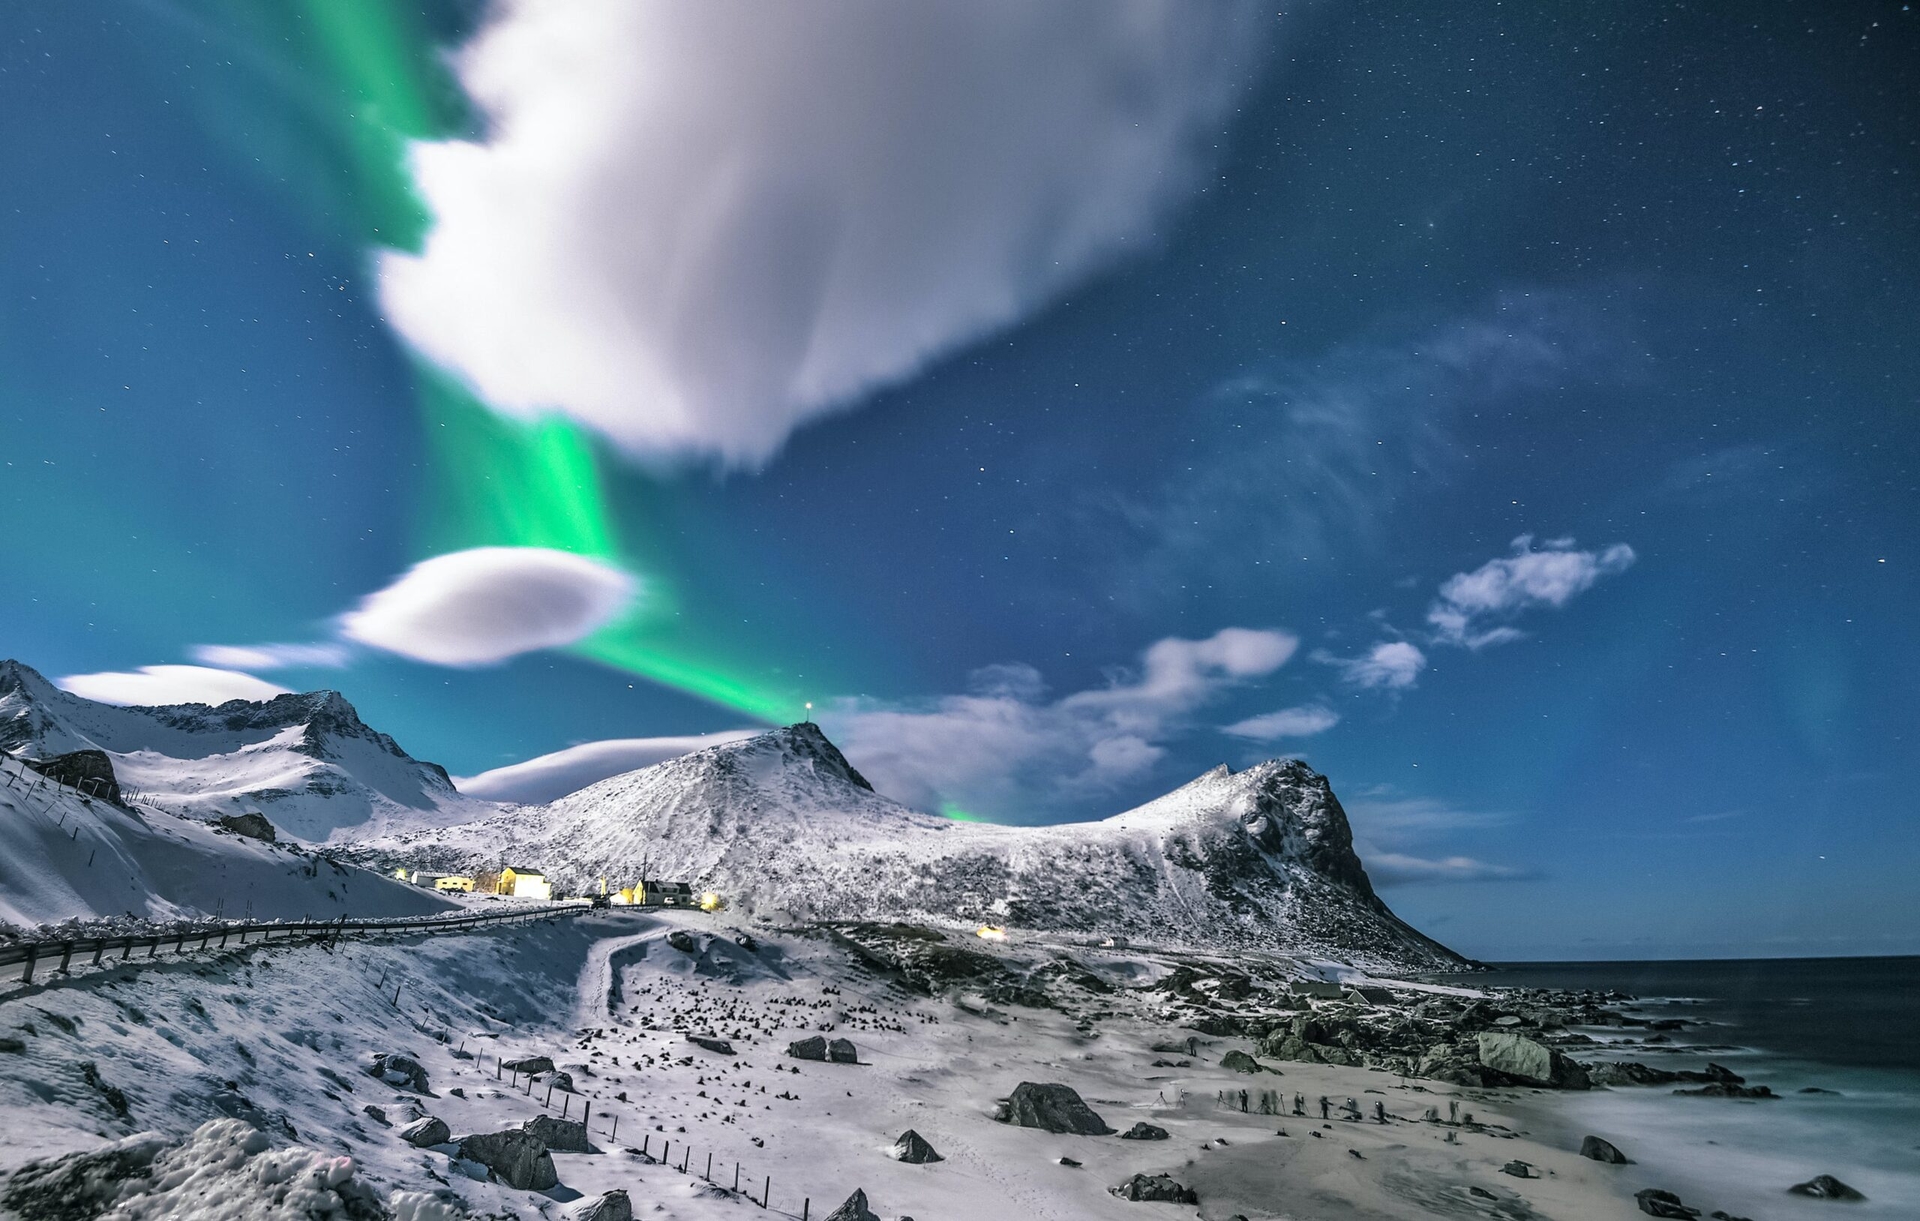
[{"x1": 3, "y1": 2, "x2": 1915, "y2": 959}]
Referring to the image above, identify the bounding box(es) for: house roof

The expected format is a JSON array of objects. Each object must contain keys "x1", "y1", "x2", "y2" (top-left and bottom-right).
[{"x1": 503, "y1": 866, "x2": 545, "y2": 877}]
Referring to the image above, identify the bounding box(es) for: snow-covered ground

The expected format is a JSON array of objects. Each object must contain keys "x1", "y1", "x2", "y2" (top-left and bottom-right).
[{"x1": 0, "y1": 909, "x2": 1634, "y2": 1221}]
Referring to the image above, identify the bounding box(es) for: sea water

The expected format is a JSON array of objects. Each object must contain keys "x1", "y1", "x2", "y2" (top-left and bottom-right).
[{"x1": 1432, "y1": 957, "x2": 1920, "y2": 1219}]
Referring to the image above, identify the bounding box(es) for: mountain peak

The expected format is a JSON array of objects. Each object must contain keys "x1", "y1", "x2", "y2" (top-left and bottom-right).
[{"x1": 748, "y1": 721, "x2": 875, "y2": 792}]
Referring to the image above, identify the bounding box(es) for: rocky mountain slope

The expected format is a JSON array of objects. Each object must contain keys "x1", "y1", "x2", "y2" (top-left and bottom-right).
[
  {"x1": 368, "y1": 723, "x2": 1467, "y2": 971},
  {"x1": 0, "y1": 660, "x2": 491, "y2": 842}
]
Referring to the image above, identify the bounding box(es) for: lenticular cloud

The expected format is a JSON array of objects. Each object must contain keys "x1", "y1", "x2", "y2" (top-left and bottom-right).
[{"x1": 380, "y1": 0, "x2": 1267, "y2": 467}]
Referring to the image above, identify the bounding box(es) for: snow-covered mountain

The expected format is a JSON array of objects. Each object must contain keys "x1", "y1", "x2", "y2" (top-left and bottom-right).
[
  {"x1": 368, "y1": 723, "x2": 1467, "y2": 971},
  {"x1": 0, "y1": 660, "x2": 492, "y2": 842}
]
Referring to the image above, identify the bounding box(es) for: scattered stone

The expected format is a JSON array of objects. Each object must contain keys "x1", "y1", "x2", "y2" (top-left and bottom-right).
[
  {"x1": 823, "y1": 1188, "x2": 882, "y2": 1221},
  {"x1": 996, "y1": 1082, "x2": 1114, "y2": 1135},
  {"x1": 667, "y1": 930, "x2": 699, "y2": 954},
  {"x1": 1110, "y1": 1174, "x2": 1198, "y2": 1204},
  {"x1": 1220, "y1": 1050, "x2": 1265, "y2": 1074},
  {"x1": 1118, "y1": 1122, "x2": 1170, "y2": 1141},
  {"x1": 1673, "y1": 1083, "x2": 1776, "y2": 1099},
  {"x1": 364, "y1": 1052, "x2": 430, "y2": 1098},
  {"x1": 1787, "y1": 1174, "x2": 1866, "y2": 1201},
  {"x1": 1579, "y1": 1135, "x2": 1633, "y2": 1164},
  {"x1": 1798, "y1": 1087, "x2": 1842, "y2": 1096},
  {"x1": 215, "y1": 811, "x2": 276, "y2": 842},
  {"x1": 1635, "y1": 1188, "x2": 1702, "y2": 1218},
  {"x1": 501, "y1": 1055, "x2": 555, "y2": 1076},
  {"x1": 457, "y1": 1129, "x2": 558, "y2": 1191},
  {"x1": 399, "y1": 1116, "x2": 451, "y2": 1147},
  {"x1": 891, "y1": 1129, "x2": 942, "y2": 1164},
  {"x1": 1468, "y1": 1186, "x2": 1497, "y2": 1200},
  {"x1": 686, "y1": 1035, "x2": 735, "y2": 1055},
  {"x1": 0, "y1": 1037, "x2": 23, "y2": 1054},
  {"x1": 523, "y1": 1115, "x2": 592, "y2": 1153},
  {"x1": 575, "y1": 1190, "x2": 633, "y2": 1221},
  {"x1": 734, "y1": 934, "x2": 760, "y2": 952},
  {"x1": 363, "y1": 1105, "x2": 390, "y2": 1127},
  {"x1": 1501, "y1": 1160, "x2": 1537, "y2": 1178},
  {"x1": 545, "y1": 1071, "x2": 577, "y2": 1093},
  {"x1": 788, "y1": 1036, "x2": 828, "y2": 1061},
  {"x1": 1058, "y1": 1156, "x2": 1081, "y2": 1168}
]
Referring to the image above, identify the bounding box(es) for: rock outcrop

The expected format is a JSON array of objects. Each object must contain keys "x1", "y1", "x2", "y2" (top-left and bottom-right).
[
  {"x1": 1111, "y1": 1174, "x2": 1199, "y2": 1204},
  {"x1": 996, "y1": 1082, "x2": 1113, "y2": 1135},
  {"x1": 458, "y1": 1129, "x2": 558, "y2": 1191}
]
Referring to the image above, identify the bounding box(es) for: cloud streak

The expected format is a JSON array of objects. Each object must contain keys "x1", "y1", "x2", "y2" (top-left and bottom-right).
[
  {"x1": 1222, "y1": 703, "x2": 1339, "y2": 740},
  {"x1": 56, "y1": 665, "x2": 291, "y2": 708},
  {"x1": 1321, "y1": 641, "x2": 1426, "y2": 691},
  {"x1": 1428, "y1": 535, "x2": 1637, "y2": 648},
  {"x1": 824, "y1": 627, "x2": 1297, "y2": 818},
  {"x1": 380, "y1": 0, "x2": 1267, "y2": 467},
  {"x1": 456, "y1": 730, "x2": 758, "y2": 803}
]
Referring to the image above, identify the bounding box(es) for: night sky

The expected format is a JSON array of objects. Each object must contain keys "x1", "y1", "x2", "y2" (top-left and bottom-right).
[{"x1": 3, "y1": 2, "x2": 1915, "y2": 960}]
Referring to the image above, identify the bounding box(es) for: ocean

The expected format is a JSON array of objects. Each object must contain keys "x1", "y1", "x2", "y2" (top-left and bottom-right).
[{"x1": 1430, "y1": 956, "x2": 1920, "y2": 1219}]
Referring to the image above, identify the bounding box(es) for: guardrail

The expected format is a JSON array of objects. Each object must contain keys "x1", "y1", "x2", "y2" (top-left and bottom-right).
[{"x1": 0, "y1": 902, "x2": 592, "y2": 988}]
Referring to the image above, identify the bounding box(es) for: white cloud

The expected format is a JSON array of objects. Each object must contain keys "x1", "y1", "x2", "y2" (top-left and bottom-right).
[
  {"x1": 1343, "y1": 788, "x2": 1526, "y2": 886},
  {"x1": 1222, "y1": 703, "x2": 1339, "y2": 740},
  {"x1": 56, "y1": 665, "x2": 290, "y2": 708},
  {"x1": 379, "y1": 0, "x2": 1267, "y2": 467},
  {"x1": 823, "y1": 627, "x2": 1297, "y2": 817},
  {"x1": 339, "y1": 547, "x2": 635, "y2": 667},
  {"x1": 1321, "y1": 641, "x2": 1426, "y2": 691},
  {"x1": 1364, "y1": 852, "x2": 1527, "y2": 885},
  {"x1": 1428, "y1": 534, "x2": 1636, "y2": 648},
  {"x1": 189, "y1": 643, "x2": 351, "y2": 671},
  {"x1": 456, "y1": 730, "x2": 758, "y2": 803}
]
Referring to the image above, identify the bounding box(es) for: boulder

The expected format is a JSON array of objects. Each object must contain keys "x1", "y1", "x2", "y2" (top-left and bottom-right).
[
  {"x1": 24, "y1": 749, "x2": 121, "y2": 804},
  {"x1": 458, "y1": 1129, "x2": 558, "y2": 1191},
  {"x1": 823, "y1": 1188, "x2": 882, "y2": 1221},
  {"x1": 996, "y1": 1082, "x2": 1113, "y2": 1135},
  {"x1": 1673, "y1": 1083, "x2": 1776, "y2": 1099},
  {"x1": 523, "y1": 1115, "x2": 592, "y2": 1153},
  {"x1": 828, "y1": 1037, "x2": 860, "y2": 1064},
  {"x1": 575, "y1": 1190, "x2": 633, "y2": 1221},
  {"x1": 1110, "y1": 1174, "x2": 1199, "y2": 1204},
  {"x1": 1220, "y1": 1050, "x2": 1265, "y2": 1074},
  {"x1": 667, "y1": 930, "x2": 699, "y2": 954},
  {"x1": 1501, "y1": 1160, "x2": 1537, "y2": 1178},
  {"x1": 1476, "y1": 1032, "x2": 1589, "y2": 1089},
  {"x1": 215, "y1": 811, "x2": 277, "y2": 842},
  {"x1": 502, "y1": 1055, "x2": 555, "y2": 1076},
  {"x1": 545, "y1": 1071, "x2": 577, "y2": 1094},
  {"x1": 1118, "y1": 1122, "x2": 1170, "y2": 1141},
  {"x1": 686, "y1": 1035, "x2": 735, "y2": 1056},
  {"x1": 367, "y1": 1051, "x2": 430, "y2": 1093},
  {"x1": 362, "y1": 1105, "x2": 390, "y2": 1127},
  {"x1": 1635, "y1": 1189, "x2": 1701, "y2": 1218},
  {"x1": 788, "y1": 1036, "x2": 828, "y2": 1061},
  {"x1": 891, "y1": 1129, "x2": 942, "y2": 1164},
  {"x1": 399, "y1": 1116, "x2": 450, "y2": 1147},
  {"x1": 1579, "y1": 1135, "x2": 1632, "y2": 1164},
  {"x1": 1787, "y1": 1175, "x2": 1866, "y2": 1201}
]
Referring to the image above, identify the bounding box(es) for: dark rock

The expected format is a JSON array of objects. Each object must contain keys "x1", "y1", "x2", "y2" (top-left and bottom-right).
[
  {"x1": 0, "y1": 1130, "x2": 169, "y2": 1221},
  {"x1": 1787, "y1": 1174, "x2": 1866, "y2": 1201},
  {"x1": 1468, "y1": 1186, "x2": 1498, "y2": 1200},
  {"x1": 996, "y1": 1082, "x2": 1113, "y2": 1135},
  {"x1": 23, "y1": 749, "x2": 121, "y2": 804},
  {"x1": 1798, "y1": 1086, "x2": 1841, "y2": 1095},
  {"x1": 1587, "y1": 1061, "x2": 1683, "y2": 1087},
  {"x1": 458, "y1": 1129, "x2": 558, "y2": 1191},
  {"x1": 362, "y1": 1105, "x2": 390, "y2": 1127},
  {"x1": 891, "y1": 1129, "x2": 942, "y2": 1164},
  {"x1": 1709, "y1": 1213, "x2": 1756, "y2": 1221},
  {"x1": 501, "y1": 1055, "x2": 555, "y2": 1075},
  {"x1": 523, "y1": 1115, "x2": 592, "y2": 1153},
  {"x1": 1058, "y1": 1156, "x2": 1081, "y2": 1167},
  {"x1": 1579, "y1": 1134, "x2": 1632, "y2": 1164},
  {"x1": 828, "y1": 1037, "x2": 859, "y2": 1064},
  {"x1": 686, "y1": 1035, "x2": 735, "y2": 1055},
  {"x1": 544, "y1": 1070, "x2": 577, "y2": 1093},
  {"x1": 399, "y1": 1116, "x2": 450, "y2": 1147},
  {"x1": 367, "y1": 1051, "x2": 430, "y2": 1093},
  {"x1": 1220, "y1": 1050, "x2": 1265, "y2": 1074},
  {"x1": 1502, "y1": 1160, "x2": 1537, "y2": 1178},
  {"x1": 734, "y1": 934, "x2": 760, "y2": 952},
  {"x1": 1118, "y1": 1122, "x2": 1170, "y2": 1141},
  {"x1": 575, "y1": 1190, "x2": 633, "y2": 1221},
  {"x1": 667, "y1": 930, "x2": 699, "y2": 954},
  {"x1": 1673, "y1": 1083, "x2": 1776, "y2": 1099},
  {"x1": 1110, "y1": 1174, "x2": 1199, "y2": 1204},
  {"x1": 1636, "y1": 1188, "x2": 1702, "y2": 1218},
  {"x1": 823, "y1": 1188, "x2": 882, "y2": 1221},
  {"x1": 788, "y1": 1035, "x2": 828, "y2": 1061},
  {"x1": 0, "y1": 1037, "x2": 24, "y2": 1054},
  {"x1": 215, "y1": 811, "x2": 277, "y2": 842}
]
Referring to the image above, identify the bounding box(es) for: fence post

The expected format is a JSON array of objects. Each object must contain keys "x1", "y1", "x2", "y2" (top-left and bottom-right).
[
  {"x1": 762, "y1": 1176, "x2": 770, "y2": 1209},
  {"x1": 583, "y1": 1100, "x2": 591, "y2": 1128},
  {"x1": 705, "y1": 1152, "x2": 711, "y2": 1180},
  {"x1": 57, "y1": 942, "x2": 73, "y2": 975},
  {"x1": 610, "y1": 1114, "x2": 618, "y2": 1142},
  {"x1": 21, "y1": 945, "x2": 35, "y2": 984},
  {"x1": 803, "y1": 1200, "x2": 810, "y2": 1221}
]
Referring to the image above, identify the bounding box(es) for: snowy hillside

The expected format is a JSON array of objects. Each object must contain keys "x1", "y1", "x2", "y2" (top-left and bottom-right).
[
  {"x1": 367, "y1": 724, "x2": 1467, "y2": 971},
  {"x1": 0, "y1": 660, "x2": 494, "y2": 842},
  {"x1": 0, "y1": 752, "x2": 452, "y2": 933}
]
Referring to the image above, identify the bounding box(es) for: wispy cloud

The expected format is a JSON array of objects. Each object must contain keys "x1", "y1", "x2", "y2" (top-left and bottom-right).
[
  {"x1": 824, "y1": 627, "x2": 1297, "y2": 818},
  {"x1": 1221, "y1": 703, "x2": 1339, "y2": 740},
  {"x1": 1343, "y1": 787, "x2": 1527, "y2": 886},
  {"x1": 380, "y1": 0, "x2": 1268, "y2": 468},
  {"x1": 1365, "y1": 852, "x2": 1529, "y2": 884},
  {"x1": 1427, "y1": 534, "x2": 1636, "y2": 649},
  {"x1": 56, "y1": 665, "x2": 290, "y2": 708},
  {"x1": 189, "y1": 643, "x2": 351, "y2": 671},
  {"x1": 1317, "y1": 641, "x2": 1426, "y2": 691},
  {"x1": 456, "y1": 731, "x2": 759, "y2": 803}
]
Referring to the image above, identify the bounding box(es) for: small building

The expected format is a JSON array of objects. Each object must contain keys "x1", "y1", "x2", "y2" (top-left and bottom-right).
[
  {"x1": 640, "y1": 880, "x2": 694, "y2": 907},
  {"x1": 1344, "y1": 985, "x2": 1398, "y2": 1006},
  {"x1": 1290, "y1": 980, "x2": 1347, "y2": 1000},
  {"x1": 499, "y1": 866, "x2": 553, "y2": 901},
  {"x1": 432, "y1": 875, "x2": 475, "y2": 893}
]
